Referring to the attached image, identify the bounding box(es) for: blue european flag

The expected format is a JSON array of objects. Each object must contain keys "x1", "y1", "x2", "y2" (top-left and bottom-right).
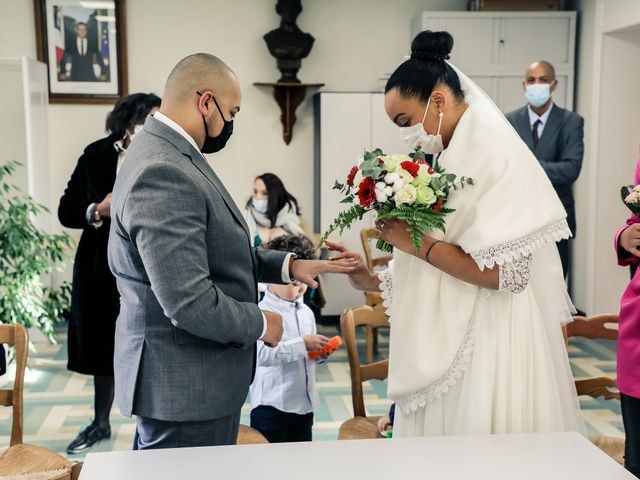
[{"x1": 101, "y1": 21, "x2": 110, "y2": 66}]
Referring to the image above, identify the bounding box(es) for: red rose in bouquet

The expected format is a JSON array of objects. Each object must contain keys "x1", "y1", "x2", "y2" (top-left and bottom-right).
[{"x1": 400, "y1": 161, "x2": 420, "y2": 177}]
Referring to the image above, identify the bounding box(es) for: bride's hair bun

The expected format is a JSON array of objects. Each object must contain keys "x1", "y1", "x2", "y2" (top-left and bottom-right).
[{"x1": 410, "y1": 30, "x2": 453, "y2": 62}]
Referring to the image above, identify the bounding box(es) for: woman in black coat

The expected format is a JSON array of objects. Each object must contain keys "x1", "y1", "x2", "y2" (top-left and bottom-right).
[{"x1": 58, "y1": 93, "x2": 160, "y2": 454}]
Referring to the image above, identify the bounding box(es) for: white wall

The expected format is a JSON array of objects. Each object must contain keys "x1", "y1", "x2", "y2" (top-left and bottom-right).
[
  {"x1": 593, "y1": 28, "x2": 640, "y2": 312},
  {"x1": 570, "y1": 0, "x2": 597, "y2": 313},
  {"x1": 572, "y1": 0, "x2": 640, "y2": 314},
  {"x1": 3, "y1": 0, "x2": 467, "y2": 234}
]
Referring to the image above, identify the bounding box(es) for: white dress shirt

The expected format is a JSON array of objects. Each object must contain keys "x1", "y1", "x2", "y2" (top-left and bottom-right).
[
  {"x1": 114, "y1": 137, "x2": 127, "y2": 175},
  {"x1": 527, "y1": 103, "x2": 554, "y2": 139},
  {"x1": 153, "y1": 112, "x2": 294, "y2": 337},
  {"x1": 77, "y1": 37, "x2": 87, "y2": 56},
  {"x1": 250, "y1": 291, "x2": 319, "y2": 415}
]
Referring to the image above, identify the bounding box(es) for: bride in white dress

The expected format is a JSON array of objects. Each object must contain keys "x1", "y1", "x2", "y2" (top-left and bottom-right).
[{"x1": 328, "y1": 30, "x2": 584, "y2": 437}]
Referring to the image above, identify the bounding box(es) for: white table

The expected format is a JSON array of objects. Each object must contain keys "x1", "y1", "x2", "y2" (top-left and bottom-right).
[{"x1": 79, "y1": 432, "x2": 634, "y2": 479}]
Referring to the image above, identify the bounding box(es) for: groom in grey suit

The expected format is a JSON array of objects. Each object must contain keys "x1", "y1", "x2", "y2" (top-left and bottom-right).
[
  {"x1": 506, "y1": 60, "x2": 584, "y2": 280},
  {"x1": 108, "y1": 53, "x2": 355, "y2": 449}
]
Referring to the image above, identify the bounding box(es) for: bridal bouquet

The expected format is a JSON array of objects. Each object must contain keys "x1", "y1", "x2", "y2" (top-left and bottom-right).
[
  {"x1": 319, "y1": 148, "x2": 474, "y2": 254},
  {"x1": 621, "y1": 184, "x2": 640, "y2": 217}
]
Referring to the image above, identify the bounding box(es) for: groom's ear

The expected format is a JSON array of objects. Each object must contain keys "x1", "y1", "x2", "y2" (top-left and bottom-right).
[{"x1": 197, "y1": 90, "x2": 213, "y2": 115}]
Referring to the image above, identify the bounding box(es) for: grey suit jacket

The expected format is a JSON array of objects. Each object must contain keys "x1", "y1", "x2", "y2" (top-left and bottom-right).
[
  {"x1": 505, "y1": 104, "x2": 584, "y2": 234},
  {"x1": 108, "y1": 116, "x2": 288, "y2": 422}
]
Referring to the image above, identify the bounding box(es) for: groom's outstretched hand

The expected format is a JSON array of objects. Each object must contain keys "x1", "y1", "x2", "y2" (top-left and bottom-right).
[{"x1": 290, "y1": 257, "x2": 359, "y2": 289}]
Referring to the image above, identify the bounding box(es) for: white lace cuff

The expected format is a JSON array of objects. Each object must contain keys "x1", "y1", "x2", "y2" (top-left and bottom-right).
[
  {"x1": 469, "y1": 219, "x2": 571, "y2": 271},
  {"x1": 378, "y1": 268, "x2": 393, "y2": 316},
  {"x1": 498, "y1": 255, "x2": 531, "y2": 294}
]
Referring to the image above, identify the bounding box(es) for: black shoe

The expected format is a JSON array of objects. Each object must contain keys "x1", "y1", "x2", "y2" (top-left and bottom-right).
[{"x1": 66, "y1": 423, "x2": 111, "y2": 454}]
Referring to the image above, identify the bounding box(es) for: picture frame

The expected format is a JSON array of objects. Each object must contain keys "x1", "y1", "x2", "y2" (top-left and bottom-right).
[{"x1": 34, "y1": 0, "x2": 128, "y2": 104}]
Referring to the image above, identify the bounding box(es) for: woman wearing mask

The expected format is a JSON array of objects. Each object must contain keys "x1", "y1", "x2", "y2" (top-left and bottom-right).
[
  {"x1": 58, "y1": 93, "x2": 161, "y2": 454},
  {"x1": 328, "y1": 31, "x2": 583, "y2": 437},
  {"x1": 244, "y1": 173, "x2": 325, "y2": 315},
  {"x1": 244, "y1": 173, "x2": 305, "y2": 246}
]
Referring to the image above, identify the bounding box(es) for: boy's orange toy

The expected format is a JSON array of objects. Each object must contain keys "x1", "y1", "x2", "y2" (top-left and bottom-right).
[{"x1": 308, "y1": 336, "x2": 342, "y2": 360}]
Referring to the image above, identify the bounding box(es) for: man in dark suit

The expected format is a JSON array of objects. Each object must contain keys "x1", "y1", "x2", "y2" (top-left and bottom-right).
[
  {"x1": 59, "y1": 22, "x2": 105, "y2": 82},
  {"x1": 506, "y1": 60, "x2": 584, "y2": 280}
]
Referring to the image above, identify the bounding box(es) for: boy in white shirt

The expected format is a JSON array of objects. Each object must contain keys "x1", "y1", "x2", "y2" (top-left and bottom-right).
[{"x1": 250, "y1": 235, "x2": 331, "y2": 443}]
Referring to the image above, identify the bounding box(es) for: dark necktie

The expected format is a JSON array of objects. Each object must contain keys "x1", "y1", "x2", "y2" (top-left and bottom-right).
[{"x1": 532, "y1": 119, "x2": 542, "y2": 148}]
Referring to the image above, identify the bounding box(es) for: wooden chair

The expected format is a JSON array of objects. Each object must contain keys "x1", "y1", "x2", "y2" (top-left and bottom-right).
[
  {"x1": 0, "y1": 324, "x2": 81, "y2": 480},
  {"x1": 564, "y1": 314, "x2": 625, "y2": 465},
  {"x1": 338, "y1": 305, "x2": 390, "y2": 440},
  {"x1": 236, "y1": 425, "x2": 268, "y2": 445},
  {"x1": 360, "y1": 228, "x2": 393, "y2": 363}
]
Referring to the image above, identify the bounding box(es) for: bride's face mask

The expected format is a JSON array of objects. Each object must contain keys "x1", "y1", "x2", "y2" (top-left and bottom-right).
[{"x1": 399, "y1": 96, "x2": 444, "y2": 154}]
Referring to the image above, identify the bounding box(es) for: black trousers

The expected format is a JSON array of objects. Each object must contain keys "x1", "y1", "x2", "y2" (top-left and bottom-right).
[
  {"x1": 250, "y1": 405, "x2": 313, "y2": 443},
  {"x1": 622, "y1": 392, "x2": 640, "y2": 478}
]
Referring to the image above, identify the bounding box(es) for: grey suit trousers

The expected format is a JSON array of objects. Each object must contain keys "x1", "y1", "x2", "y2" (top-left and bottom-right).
[{"x1": 136, "y1": 412, "x2": 241, "y2": 449}]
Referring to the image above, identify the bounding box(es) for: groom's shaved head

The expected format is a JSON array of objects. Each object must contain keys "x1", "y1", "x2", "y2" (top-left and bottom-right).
[
  {"x1": 159, "y1": 53, "x2": 240, "y2": 151},
  {"x1": 163, "y1": 53, "x2": 237, "y2": 103}
]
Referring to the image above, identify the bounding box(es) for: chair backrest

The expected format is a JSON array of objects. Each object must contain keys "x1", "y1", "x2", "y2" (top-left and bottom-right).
[
  {"x1": 0, "y1": 324, "x2": 28, "y2": 446},
  {"x1": 564, "y1": 314, "x2": 619, "y2": 401},
  {"x1": 360, "y1": 228, "x2": 393, "y2": 271},
  {"x1": 566, "y1": 314, "x2": 619, "y2": 340},
  {"x1": 340, "y1": 305, "x2": 389, "y2": 418}
]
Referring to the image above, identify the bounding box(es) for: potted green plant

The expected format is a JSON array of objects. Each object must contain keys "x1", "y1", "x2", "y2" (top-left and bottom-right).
[{"x1": 0, "y1": 161, "x2": 73, "y2": 344}]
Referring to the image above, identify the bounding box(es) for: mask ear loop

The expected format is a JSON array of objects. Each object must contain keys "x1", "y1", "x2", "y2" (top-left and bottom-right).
[
  {"x1": 421, "y1": 97, "x2": 431, "y2": 127},
  {"x1": 436, "y1": 109, "x2": 444, "y2": 136}
]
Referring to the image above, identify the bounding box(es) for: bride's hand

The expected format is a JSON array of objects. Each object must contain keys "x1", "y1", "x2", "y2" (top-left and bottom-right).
[
  {"x1": 376, "y1": 219, "x2": 415, "y2": 255},
  {"x1": 324, "y1": 241, "x2": 379, "y2": 291}
]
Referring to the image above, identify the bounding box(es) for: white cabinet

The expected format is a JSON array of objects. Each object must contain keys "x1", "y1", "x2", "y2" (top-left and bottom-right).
[
  {"x1": 314, "y1": 92, "x2": 404, "y2": 316},
  {"x1": 412, "y1": 11, "x2": 576, "y2": 112}
]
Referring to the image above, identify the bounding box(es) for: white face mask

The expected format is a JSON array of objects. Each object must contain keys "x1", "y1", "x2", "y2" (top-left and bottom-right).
[
  {"x1": 252, "y1": 198, "x2": 268, "y2": 214},
  {"x1": 525, "y1": 83, "x2": 552, "y2": 108},
  {"x1": 399, "y1": 96, "x2": 444, "y2": 154}
]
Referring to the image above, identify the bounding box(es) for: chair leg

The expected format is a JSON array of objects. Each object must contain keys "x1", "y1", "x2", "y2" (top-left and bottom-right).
[
  {"x1": 366, "y1": 325, "x2": 374, "y2": 364},
  {"x1": 372, "y1": 327, "x2": 379, "y2": 356}
]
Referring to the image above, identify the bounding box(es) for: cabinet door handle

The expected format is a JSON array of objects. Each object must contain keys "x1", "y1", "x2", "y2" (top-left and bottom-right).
[{"x1": 499, "y1": 39, "x2": 505, "y2": 45}]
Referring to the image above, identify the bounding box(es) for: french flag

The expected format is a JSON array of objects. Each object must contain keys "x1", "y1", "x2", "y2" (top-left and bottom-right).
[{"x1": 53, "y1": 6, "x2": 64, "y2": 65}]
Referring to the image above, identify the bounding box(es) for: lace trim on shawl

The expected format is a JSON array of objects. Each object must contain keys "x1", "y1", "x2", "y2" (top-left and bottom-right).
[
  {"x1": 470, "y1": 219, "x2": 571, "y2": 271},
  {"x1": 378, "y1": 268, "x2": 393, "y2": 317},
  {"x1": 394, "y1": 290, "x2": 491, "y2": 416}
]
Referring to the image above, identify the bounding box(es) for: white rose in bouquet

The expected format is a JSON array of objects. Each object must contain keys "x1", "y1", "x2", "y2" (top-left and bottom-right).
[
  {"x1": 395, "y1": 184, "x2": 417, "y2": 206},
  {"x1": 416, "y1": 184, "x2": 437, "y2": 206}
]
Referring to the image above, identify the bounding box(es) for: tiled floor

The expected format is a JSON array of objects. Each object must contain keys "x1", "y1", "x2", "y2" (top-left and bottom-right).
[{"x1": 0, "y1": 322, "x2": 623, "y2": 460}]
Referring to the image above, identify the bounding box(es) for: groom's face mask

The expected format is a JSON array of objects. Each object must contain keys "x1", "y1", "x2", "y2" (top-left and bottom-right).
[
  {"x1": 196, "y1": 91, "x2": 234, "y2": 154},
  {"x1": 399, "y1": 96, "x2": 444, "y2": 154}
]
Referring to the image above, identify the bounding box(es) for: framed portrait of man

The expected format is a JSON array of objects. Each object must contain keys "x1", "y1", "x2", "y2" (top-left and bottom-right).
[{"x1": 34, "y1": 0, "x2": 128, "y2": 104}]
